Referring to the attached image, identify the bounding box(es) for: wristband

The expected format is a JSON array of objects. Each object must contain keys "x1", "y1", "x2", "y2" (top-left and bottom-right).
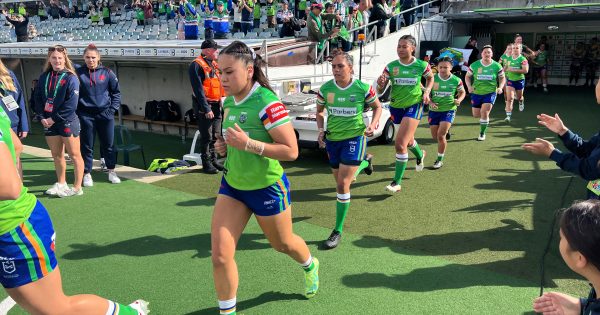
[
  {"x1": 245, "y1": 139, "x2": 265, "y2": 156},
  {"x1": 318, "y1": 128, "x2": 324, "y2": 132}
]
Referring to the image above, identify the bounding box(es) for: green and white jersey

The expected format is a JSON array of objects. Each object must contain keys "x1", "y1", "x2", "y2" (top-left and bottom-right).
[
  {"x1": 317, "y1": 78, "x2": 377, "y2": 141},
  {"x1": 534, "y1": 50, "x2": 548, "y2": 67},
  {"x1": 431, "y1": 73, "x2": 463, "y2": 112},
  {"x1": 383, "y1": 57, "x2": 432, "y2": 109},
  {"x1": 468, "y1": 60, "x2": 504, "y2": 95},
  {"x1": 0, "y1": 106, "x2": 36, "y2": 235},
  {"x1": 505, "y1": 55, "x2": 528, "y2": 81},
  {"x1": 222, "y1": 83, "x2": 289, "y2": 190},
  {"x1": 499, "y1": 53, "x2": 511, "y2": 68}
]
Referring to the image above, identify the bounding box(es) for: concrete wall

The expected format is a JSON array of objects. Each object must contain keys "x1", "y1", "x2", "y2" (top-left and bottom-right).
[{"x1": 445, "y1": 0, "x2": 600, "y2": 14}]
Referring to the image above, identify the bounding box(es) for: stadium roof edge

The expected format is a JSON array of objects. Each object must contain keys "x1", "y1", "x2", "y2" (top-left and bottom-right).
[{"x1": 442, "y1": 3, "x2": 600, "y2": 23}]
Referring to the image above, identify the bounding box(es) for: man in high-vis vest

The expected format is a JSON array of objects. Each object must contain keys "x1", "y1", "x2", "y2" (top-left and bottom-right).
[{"x1": 188, "y1": 39, "x2": 225, "y2": 174}]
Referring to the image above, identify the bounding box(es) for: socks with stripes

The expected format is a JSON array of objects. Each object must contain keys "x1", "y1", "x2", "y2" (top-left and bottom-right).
[
  {"x1": 105, "y1": 301, "x2": 138, "y2": 315},
  {"x1": 437, "y1": 153, "x2": 444, "y2": 162},
  {"x1": 301, "y1": 255, "x2": 314, "y2": 271},
  {"x1": 394, "y1": 153, "x2": 408, "y2": 184},
  {"x1": 408, "y1": 140, "x2": 423, "y2": 159},
  {"x1": 479, "y1": 119, "x2": 489, "y2": 135},
  {"x1": 218, "y1": 298, "x2": 236, "y2": 315},
  {"x1": 334, "y1": 193, "x2": 350, "y2": 233}
]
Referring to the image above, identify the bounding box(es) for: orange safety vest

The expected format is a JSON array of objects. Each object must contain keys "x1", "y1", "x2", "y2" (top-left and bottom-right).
[{"x1": 194, "y1": 55, "x2": 225, "y2": 102}]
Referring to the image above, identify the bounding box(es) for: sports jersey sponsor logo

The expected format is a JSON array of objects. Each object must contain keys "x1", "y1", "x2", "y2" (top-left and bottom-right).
[
  {"x1": 478, "y1": 67, "x2": 483, "y2": 74},
  {"x1": 328, "y1": 107, "x2": 357, "y2": 116},
  {"x1": 264, "y1": 199, "x2": 276, "y2": 205},
  {"x1": 261, "y1": 102, "x2": 289, "y2": 129},
  {"x1": 229, "y1": 115, "x2": 236, "y2": 121},
  {"x1": 2, "y1": 260, "x2": 16, "y2": 274},
  {"x1": 433, "y1": 83, "x2": 439, "y2": 90},
  {"x1": 99, "y1": 74, "x2": 106, "y2": 81},
  {"x1": 434, "y1": 91, "x2": 453, "y2": 97},
  {"x1": 402, "y1": 71, "x2": 409, "y2": 74},
  {"x1": 392, "y1": 67, "x2": 399, "y2": 76},
  {"x1": 74, "y1": 90, "x2": 79, "y2": 96},
  {"x1": 477, "y1": 74, "x2": 494, "y2": 80},
  {"x1": 327, "y1": 93, "x2": 335, "y2": 104},
  {"x1": 394, "y1": 78, "x2": 418, "y2": 86},
  {"x1": 239, "y1": 112, "x2": 247, "y2": 124}
]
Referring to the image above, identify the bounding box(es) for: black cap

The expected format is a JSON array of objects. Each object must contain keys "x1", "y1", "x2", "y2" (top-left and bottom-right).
[{"x1": 201, "y1": 39, "x2": 219, "y2": 49}]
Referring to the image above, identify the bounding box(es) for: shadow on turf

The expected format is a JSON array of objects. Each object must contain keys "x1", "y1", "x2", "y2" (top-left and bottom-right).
[
  {"x1": 184, "y1": 291, "x2": 306, "y2": 315},
  {"x1": 62, "y1": 233, "x2": 271, "y2": 260}
]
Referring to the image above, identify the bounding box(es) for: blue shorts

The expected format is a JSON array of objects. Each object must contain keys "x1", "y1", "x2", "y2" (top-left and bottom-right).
[
  {"x1": 218, "y1": 174, "x2": 291, "y2": 216},
  {"x1": 44, "y1": 119, "x2": 80, "y2": 137},
  {"x1": 389, "y1": 103, "x2": 423, "y2": 124},
  {"x1": 470, "y1": 93, "x2": 497, "y2": 108},
  {"x1": 325, "y1": 135, "x2": 367, "y2": 168},
  {"x1": 507, "y1": 79, "x2": 525, "y2": 91},
  {"x1": 0, "y1": 201, "x2": 58, "y2": 289},
  {"x1": 428, "y1": 110, "x2": 456, "y2": 126}
]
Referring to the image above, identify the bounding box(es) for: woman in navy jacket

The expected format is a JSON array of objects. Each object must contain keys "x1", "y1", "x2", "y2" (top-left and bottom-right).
[
  {"x1": 0, "y1": 60, "x2": 28, "y2": 138},
  {"x1": 76, "y1": 44, "x2": 121, "y2": 186},
  {"x1": 523, "y1": 81, "x2": 600, "y2": 199},
  {"x1": 34, "y1": 45, "x2": 84, "y2": 198}
]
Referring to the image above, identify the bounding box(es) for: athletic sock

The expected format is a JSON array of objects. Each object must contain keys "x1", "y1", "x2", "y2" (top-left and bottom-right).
[
  {"x1": 408, "y1": 140, "x2": 423, "y2": 159},
  {"x1": 437, "y1": 153, "x2": 444, "y2": 162},
  {"x1": 393, "y1": 153, "x2": 409, "y2": 184},
  {"x1": 479, "y1": 119, "x2": 489, "y2": 135},
  {"x1": 218, "y1": 298, "x2": 237, "y2": 315},
  {"x1": 301, "y1": 255, "x2": 313, "y2": 270},
  {"x1": 334, "y1": 193, "x2": 350, "y2": 233},
  {"x1": 105, "y1": 301, "x2": 139, "y2": 315},
  {"x1": 543, "y1": 84, "x2": 547, "y2": 87},
  {"x1": 506, "y1": 112, "x2": 512, "y2": 118},
  {"x1": 354, "y1": 159, "x2": 369, "y2": 179}
]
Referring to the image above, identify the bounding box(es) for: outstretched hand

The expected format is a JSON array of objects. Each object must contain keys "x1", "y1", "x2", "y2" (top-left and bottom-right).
[
  {"x1": 522, "y1": 138, "x2": 555, "y2": 157},
  {"x1": 538, "y1": 113, "x2": 568, "y2": 135},
  {"x1": 533, "y1": 292, "x2": 581, "y2": 315}
]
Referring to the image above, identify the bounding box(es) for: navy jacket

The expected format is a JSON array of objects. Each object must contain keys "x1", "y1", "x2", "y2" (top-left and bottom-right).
[
  {"x1": 34, "y1": 70, "x2": 79, "y2": 123},
  {"x1": 550, "y1": 129, "x2": 600, "y2": 181},
  {"x1": 580, "y1": 287, "x2": 600, "y2": 315},
  {"x1": 0, "y1": 70, "x2": 28, "y2": 133},
  {"x1": 76, "y1": 65, "x2": 120, "y2": 118}
]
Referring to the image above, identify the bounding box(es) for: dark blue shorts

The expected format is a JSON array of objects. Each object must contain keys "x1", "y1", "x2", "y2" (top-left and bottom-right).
[
  {"x1": 389, "y1": 103, "x2": 423, "y2": 124},
  {"x1": 470, "y1": 93, "x2": 497, "y2": 108},
  {"x1": 507, "y1": 79, "x2": 525, "y2": 91},
  {"x1": 44, "y1": 119, "x2": 80, "y2": 137},
  {"x1": 0, "y1": 201, "x2": 58, "y2": 289},
  {"x1": 218, "y1": 174, "x2": 291, "y2": 216},
  {"x1": 428, "y1": 110, "x2": 456, "y2": 126},
  {"x1": 325, "y1": 135, "x2": 367, "y2": 168}
]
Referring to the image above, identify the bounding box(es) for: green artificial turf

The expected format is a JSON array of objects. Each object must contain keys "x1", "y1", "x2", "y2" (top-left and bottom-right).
[{"x1": 10, "y1": 85, "x2": 599, "y2": 314}]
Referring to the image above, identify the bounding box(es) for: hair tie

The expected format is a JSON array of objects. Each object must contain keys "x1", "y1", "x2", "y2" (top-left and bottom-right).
[{"x1": 251, "y1": 50, "x2": 256, "y2": 60}]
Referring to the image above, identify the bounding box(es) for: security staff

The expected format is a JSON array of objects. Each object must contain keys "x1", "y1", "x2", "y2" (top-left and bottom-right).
[{"x1": 188, "y1": 39, "x2": 225, "y2": 174}]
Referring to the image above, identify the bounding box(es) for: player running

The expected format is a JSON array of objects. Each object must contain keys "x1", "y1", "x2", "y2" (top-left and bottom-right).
[
  {"x1": 376, "y1": 34, "x2": 434, "y2": 193},
  {"x1": 504, "y1": 43, "x2": 529, "y2": 117},
  {"x1": 212, "y1": 41, "x2": 319, "y2": 315},
  {"x1": 427, "y1": 56, "x2": 466, "y2": 169},
  {"x1": 464, "y1": 45, "x2": 505, "y2": 141},
  {"x1": 316, "y1": 52, "x2": 382, "y2": 249}
]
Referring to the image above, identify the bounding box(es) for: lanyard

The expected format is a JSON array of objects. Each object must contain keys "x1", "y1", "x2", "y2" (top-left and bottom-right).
[{"x1": 44, "y1": 72, "x2": 67, "y2": 99}]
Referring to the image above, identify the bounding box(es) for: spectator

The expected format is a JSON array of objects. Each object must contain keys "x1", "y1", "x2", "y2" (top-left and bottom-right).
[
  {"x1": 347, "y1": 3, "x2": 364, "y2": 50},
  {"x1": 179, "y1": 0, "x2": 199, "y2": 39},
  {"x1": 17, "y1": 3, "x2": 26, "y2": 16},
  {"x1": 134, "y1": 1, "x2": 145, "y2": 25},
  {"x1": 265, "y1": 0, "x2": 277, "y2": 28},
  {"x1": 37, "y1": 1, "x2": 48, "y2": 21},
  {"x1": 332, "y1": 0, "x2": 346, "y2": 21},
  {"x1": 3, "y1": 12, "x2": 29, "y2": 43},
  {"x1": 401, "y1": 0, "x2": 415, "y2": 27},
  {"x1": 212, "y1": 1, "x2": 229, "y2": 39},
  {"x1": 585, "y1": 37, "x2": 600, "y2": 88},
  {"x1": 0, "y1": 59, "x2": 28, "y2": 139},
  {"x1": 48, "y1": 0, "x2": 66, "y2": 19},
  {"x1": 101, "y1": 2, "x2": 111, "y2": 24},
  {"x1": 232, "y1": 0, "x2": 241, "y2": 32},
  {"x1": 88, "y1": 5, "x2": 101, "y2": 24},
  {"x1": 278, "y1": 1, "x2": 304, "y2": 37},
  {"x1": 297, "y1": 0, "x2": 307, "y2": 19},
  {"x1": 522, "y1": 81, "x2": 600, "y2": 200},
  {"x1": 252, "y1": 0, "x2": 260, "y2": 30},
  {"x1": 239, "y1": 0, "x2": 254, "y2": 34},
  {"x1": 464, "y1": 36, "x2": 479, "y2": 66},
  {"x1": 389, "y1": 0, "x2": 400, "y2": 33},
  {"x1": 307, "y1": 2, "x2": 340, "y2": 63},
  {"x1": 142, "y1": 0, "x2": 154, "y2": 23},
  {"x1": 152, "y1": 0, "x2": 159, "y2": 16},
  {"x1": 569, "y1": 42, "x2": 586, "y2": 86},
  {"x1": 369, "y1": 0, "x2": 392, "y2": 39}
]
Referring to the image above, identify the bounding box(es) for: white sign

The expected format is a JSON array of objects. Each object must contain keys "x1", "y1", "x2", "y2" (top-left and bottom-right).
[
  {"x1": 156, "y1": 48, "x2": 175, "y2": 57},
  {"x1": 122, "y1": 48, "x2": 137, "y2": 56},
  {"x1": 139, "y1": 48, "x2": 156, "y2": 56},
  {"x1": 174, "y1": 48, "x2": 190, "y2": 57},
  {"x1": 0, "y1": 48, "x2": 10, "y2": 55}
]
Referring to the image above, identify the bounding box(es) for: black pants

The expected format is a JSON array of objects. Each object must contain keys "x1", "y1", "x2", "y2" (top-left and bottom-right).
[
  {"x1": 79, "y1": 112, "x2": 116, "y2": 173},
  {"x1": 197, "y1": 102, "x2": 222, "y2": 156}
]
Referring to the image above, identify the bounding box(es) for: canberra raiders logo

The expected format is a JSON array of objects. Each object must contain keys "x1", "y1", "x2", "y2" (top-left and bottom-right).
[
  {"x1": 239, "y1": 112, "x2": 248, "y2": 124},
  {"x1": 2, "y1": 260, "x2": 16, "y2": 274},
  {"x1": 349, "y1": 95, "x2": 356, "y2": 102}
]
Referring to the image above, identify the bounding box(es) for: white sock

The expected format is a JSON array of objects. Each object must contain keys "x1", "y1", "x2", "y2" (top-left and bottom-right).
[
  {"x1": 218, "y1": 298, "x2": 236, "y2": 315},
  {"x1": 301, "y1": 255, "x2": 313, "y2": 269}
]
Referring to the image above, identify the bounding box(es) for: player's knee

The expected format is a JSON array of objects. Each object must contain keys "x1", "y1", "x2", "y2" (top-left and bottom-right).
[
  {"x1": 211, "y1": 247, "x2": 234, "y2": 267},
  {"x1": 437, "y1": 134, "x2": 446, "y2": 143}
]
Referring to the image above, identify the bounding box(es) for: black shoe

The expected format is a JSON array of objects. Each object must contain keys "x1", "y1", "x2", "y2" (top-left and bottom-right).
[
  {"x1": 210, "y1": 153, "x2": 224, "y2": 171},
  {"x1": 445, "y1": 131, "x2": 451, "y2": 140},
  {"x1": 201, "y1": 155, "x2": 219, "y2": 174},
  {"x1": 364, "y1": 154, "x2": 373, "y2": 175},
  {"x1": 323, "y1": 230, "x2": 342, "y2": 249}
]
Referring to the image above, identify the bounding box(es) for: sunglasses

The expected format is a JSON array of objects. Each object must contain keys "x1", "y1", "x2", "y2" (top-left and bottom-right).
[{"x1": 48, "y1": 46, "x2": 65, "y2": 53}]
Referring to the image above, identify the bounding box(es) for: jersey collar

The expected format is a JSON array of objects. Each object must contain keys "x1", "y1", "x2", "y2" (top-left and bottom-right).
[
  {"x1": 333, "y1": 77, "x2": 354, "y2": 91},
  {"x1": 398, "y1": 57, "x2": 416, "y2": 67},
  {"x1": 234, "y1": 82, "x2": 261, "y2": 106}
]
